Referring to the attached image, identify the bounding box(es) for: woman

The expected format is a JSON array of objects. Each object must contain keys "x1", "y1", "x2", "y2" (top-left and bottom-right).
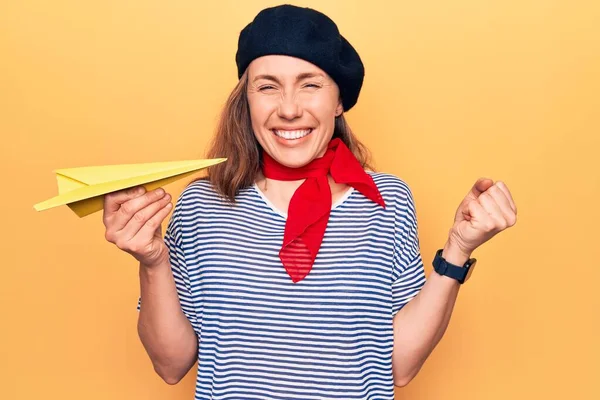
[{"x1": 103, "y1": 4, "x2": 517, "y2": 399}]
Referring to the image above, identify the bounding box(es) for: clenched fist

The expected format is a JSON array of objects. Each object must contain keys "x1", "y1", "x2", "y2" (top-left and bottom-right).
[
  {"x1": 103, "y1": 185, "x2": 173, "y2": 267},
  {"x1": 448, "y1": 178, "x2": 517, "y2": 258}
]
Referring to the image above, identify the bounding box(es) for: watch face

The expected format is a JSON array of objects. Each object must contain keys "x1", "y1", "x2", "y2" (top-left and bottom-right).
[{"x1": 465, "y1": 259, "x2": 477, "y2": 282}]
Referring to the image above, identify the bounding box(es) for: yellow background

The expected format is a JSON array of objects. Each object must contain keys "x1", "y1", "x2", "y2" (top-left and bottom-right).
[{"x1": 1, "y1": 0, "x2": 598, "y2": 399}]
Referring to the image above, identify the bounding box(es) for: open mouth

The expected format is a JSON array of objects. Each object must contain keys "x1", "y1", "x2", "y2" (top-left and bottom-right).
[{"x1": 272, "y1": 128, "x2": 313, "y2": 140}]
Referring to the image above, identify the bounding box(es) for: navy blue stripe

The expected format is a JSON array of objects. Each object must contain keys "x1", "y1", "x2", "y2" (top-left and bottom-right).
[{"x1": 136, "y1": 172, "x2": 426, "y2": 399}]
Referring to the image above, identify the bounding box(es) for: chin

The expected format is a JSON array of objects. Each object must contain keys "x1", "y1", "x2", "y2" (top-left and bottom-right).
[
  {"x1": 261, "y1": 128, "x2": 332, "y2": 168},
  {"x1": 271, "y1": 151, "x2": 316, "y2": 169}
]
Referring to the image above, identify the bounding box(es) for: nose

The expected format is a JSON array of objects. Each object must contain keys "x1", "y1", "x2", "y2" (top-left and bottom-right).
[{"x1": 277, "y1": 93, "x2": 303, "y2": 120}]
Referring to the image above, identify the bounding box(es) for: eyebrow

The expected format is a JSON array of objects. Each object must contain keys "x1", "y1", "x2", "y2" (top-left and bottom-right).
[{"x1": 252, "y1": 72, "x2": 325, "y2": 84}]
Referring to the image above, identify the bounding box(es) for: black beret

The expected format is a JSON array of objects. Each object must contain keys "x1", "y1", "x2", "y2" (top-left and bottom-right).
[{"x1": 235, "y1": 4, "x2": 365, "y2": 112}]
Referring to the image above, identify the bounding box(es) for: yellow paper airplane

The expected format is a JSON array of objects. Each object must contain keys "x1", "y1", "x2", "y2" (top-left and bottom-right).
[{"x1": 34, "y1": 158, "x2": 227, "y2": 217}]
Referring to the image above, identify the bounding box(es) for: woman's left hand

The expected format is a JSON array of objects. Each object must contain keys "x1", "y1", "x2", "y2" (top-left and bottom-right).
[{"x1": 447, "y1": 178, "x2": 517, "y2": 258}]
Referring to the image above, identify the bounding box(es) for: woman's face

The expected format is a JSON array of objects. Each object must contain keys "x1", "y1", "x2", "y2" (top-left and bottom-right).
[{"x1": 246, "y1": 55, "x2": 343, "y2": 168}]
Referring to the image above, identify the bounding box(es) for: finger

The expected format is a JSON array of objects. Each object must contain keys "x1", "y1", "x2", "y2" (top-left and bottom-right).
[
  {"x1": 119, "y1": 192, "x2": 172, "y2": 240},
  {"x1": 458, "y1": 178, "x2": 494, "y2": 217},
  {"x1": 104, "y1": 186, "x2": 147, "y2": 215},
  {"x1": 495, "y1": 181, "x2": 517, "y2": 214},
  {"x1": 487, "y1": 184, "x2": 517, "y2": 225},
  {"x1": 478, "y1": 192, "x2": 509, "y2": 230},
  {"x1": 466, "y1": 198, "x2": 488, "y2": 225},
  {"x1": 110, "y1": 188, "x2": 167, "y2": 232},
  {"x1": 135, "y1": 201, "x2": 174, "y2": 242},
  {"x1": 457, "y1": 177, "x2": 493, "y2": 222}
]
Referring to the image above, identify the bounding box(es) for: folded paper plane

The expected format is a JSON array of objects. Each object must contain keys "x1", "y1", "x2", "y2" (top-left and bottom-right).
[{"x1": 34, "y1": 158, "x2": 227, "y2": 217}]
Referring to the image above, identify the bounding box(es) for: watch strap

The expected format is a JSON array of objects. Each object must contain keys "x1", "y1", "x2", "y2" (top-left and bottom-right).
[{"x1": 432, "y1": 249, "x2": 473, "y2": 284}]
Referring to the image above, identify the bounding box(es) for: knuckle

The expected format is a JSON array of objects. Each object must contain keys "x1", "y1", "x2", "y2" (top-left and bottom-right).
[
  {"x1": 104, "y1": 230, "x2": 115, "y2": 243},
  {"x1": 146, "y1": 219, "x2": 159, "y2": 230},
  {"x1": 469, "y1": 201, "x2": 479, "y2": 211},
  {"x1": 121, "y1": 202, "x2": 134, "y2": 215},
  {"x1": 141, "y1": 193, "x2": 154, "y2": 205},
  {"x1": 128, "y1": 186, "x2": 143, "y2": 196},
  {"x1": 115, "y1": 239, "x2": 128, "y2": 250},
  {"x1": 133, "y1": 211, "x2": 146, "y2": 223},
  {"x1": 148, "y1": 190, "x2": 158, "y2": 198}
]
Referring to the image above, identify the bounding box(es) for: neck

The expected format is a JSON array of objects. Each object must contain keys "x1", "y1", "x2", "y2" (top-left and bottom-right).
[{"x1": 255, "y1": 172, "x2": 349, "y2": 209}]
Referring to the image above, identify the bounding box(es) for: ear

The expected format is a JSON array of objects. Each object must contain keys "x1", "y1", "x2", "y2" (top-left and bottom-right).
[{"x1": 335, "y1": 98, "x2": 344, "y2": 117}]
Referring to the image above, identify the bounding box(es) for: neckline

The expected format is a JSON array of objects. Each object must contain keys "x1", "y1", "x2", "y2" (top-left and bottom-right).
[{"x1": 252, "y1": 183, "x2": 355, "y2": 220}]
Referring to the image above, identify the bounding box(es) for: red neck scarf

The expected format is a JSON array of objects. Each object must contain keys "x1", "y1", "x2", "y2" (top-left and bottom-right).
[{"x1": 261, "y1": 138, "x2": 386, "y2": 283}]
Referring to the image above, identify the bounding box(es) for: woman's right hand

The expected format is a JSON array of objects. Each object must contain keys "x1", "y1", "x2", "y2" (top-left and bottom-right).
[{"x1": 103, "y1": 185, "x2": 173, "y2": 267}]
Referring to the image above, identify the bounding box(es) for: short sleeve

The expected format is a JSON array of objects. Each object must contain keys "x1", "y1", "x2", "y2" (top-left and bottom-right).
[
  {"x1": 391, "y1": 185, "x2": 427, "y2": 317},
  {"x1": 136, "y1": 194, "x2": 201, "y2": 337}
]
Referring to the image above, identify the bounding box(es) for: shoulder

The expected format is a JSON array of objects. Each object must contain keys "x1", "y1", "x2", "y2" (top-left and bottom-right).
[
  {"x1": 178, "y1": 178, "x2": 219, "y2": 202},
  {"x1": 368, "y1": 172, "x2": 420, "y2": 232},
  {"x1": 174, "y1": 178, "x2": 258, "y2": 211},
  {"x1": 368, "y1": 171, "x2": 416, "y2": 206}
]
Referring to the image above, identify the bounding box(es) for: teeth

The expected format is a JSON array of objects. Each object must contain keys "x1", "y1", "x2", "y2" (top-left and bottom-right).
[{"x1": 274, "y1": 129, "x2": 312, "y2": 140}]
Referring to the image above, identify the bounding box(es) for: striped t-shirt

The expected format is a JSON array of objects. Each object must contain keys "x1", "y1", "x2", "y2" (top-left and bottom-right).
[{"x1": 137, "y1": 172, "x2": 426, "y2": 400}]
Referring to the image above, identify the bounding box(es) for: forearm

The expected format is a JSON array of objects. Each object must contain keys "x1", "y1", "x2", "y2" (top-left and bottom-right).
[
  {"x1": 392, "y1": 243, "x2": 470, "y2": 386},
  {"x1": 137, "y1": 260, "x2": 198, "y2": 384}
]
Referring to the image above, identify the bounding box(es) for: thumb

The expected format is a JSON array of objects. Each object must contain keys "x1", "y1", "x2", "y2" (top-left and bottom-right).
[{"x1": 468, "y1": 177, "x2": 494, "y2": 199}]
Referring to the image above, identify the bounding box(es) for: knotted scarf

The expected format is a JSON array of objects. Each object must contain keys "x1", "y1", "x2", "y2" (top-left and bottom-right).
[{"x1": 262, "y1": 138, "x2": 386, "y2": 283}]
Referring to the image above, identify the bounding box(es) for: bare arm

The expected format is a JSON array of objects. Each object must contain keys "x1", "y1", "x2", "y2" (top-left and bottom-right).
[
  {"x1": 137, "y1": 259, "x2": 199, "y2": 385},
  {"x1": 102, "y1": 186, "x2": 199, "y2": 385},
  {"x1": 391, "y1": 243, "x2": 467, "y2": 387},
  {"x1": 392, "y1": 179, "x2": 517, "y2": 386}
]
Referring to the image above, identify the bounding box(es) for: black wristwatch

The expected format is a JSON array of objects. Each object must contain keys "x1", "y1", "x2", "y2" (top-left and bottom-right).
[{"x1": 432, "y1": 249, "x2": 477, "y2": 284}]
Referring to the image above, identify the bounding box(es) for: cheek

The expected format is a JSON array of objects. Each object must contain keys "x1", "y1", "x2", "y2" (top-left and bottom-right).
[
  {"x1": 305, "y1": 96, "x2": 337, "y2": 122},
  {"x1": 248, "y1": 95, "x2": 277, "y2": 123},
  {"x1": 302, "y1": 89, "x2": 338, "y2": 112},
  {"x1": 247, "y1": 97, "x2": 274, "y2": 146}
]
